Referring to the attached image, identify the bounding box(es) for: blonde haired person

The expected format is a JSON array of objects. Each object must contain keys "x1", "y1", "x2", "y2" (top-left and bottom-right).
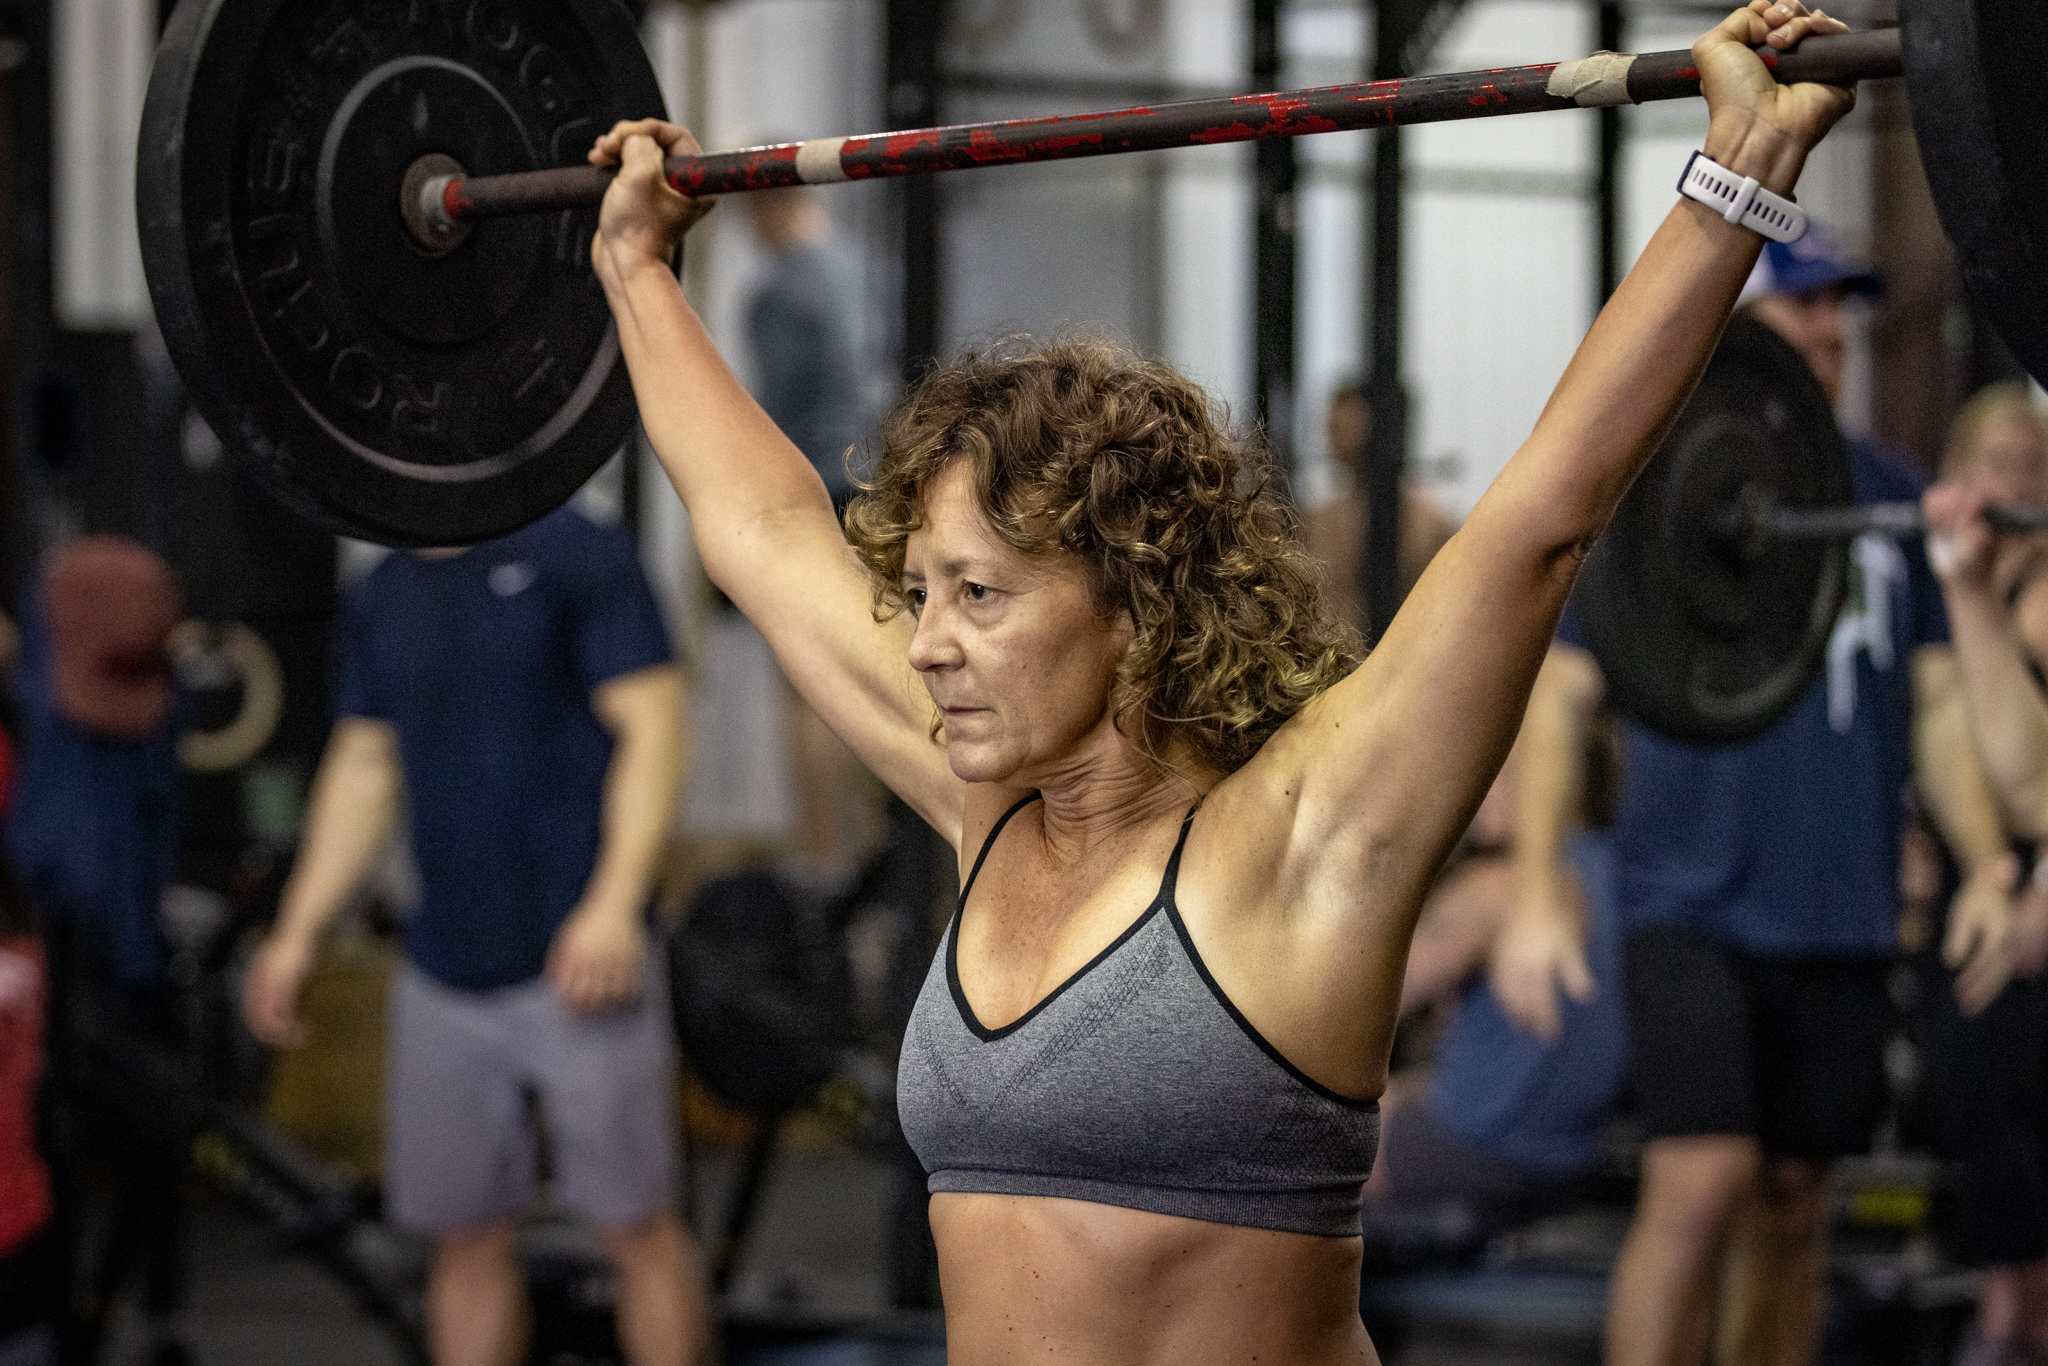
[
  {"x1": 586, "y1": 6, "x2": 1858, "y2": 1359},
  {"x1": 1920, "y1": 383, "x2": 2048, "y2": 1366}
]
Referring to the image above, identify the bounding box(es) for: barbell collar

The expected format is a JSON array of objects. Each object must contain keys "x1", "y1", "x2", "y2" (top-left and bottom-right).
[{"x1": 429, "y1": 28, "x2": 1904, "y2": 230}]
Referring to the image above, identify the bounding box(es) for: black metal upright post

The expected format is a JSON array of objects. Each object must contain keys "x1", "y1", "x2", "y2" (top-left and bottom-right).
[
  {"x1": 1362, "y1": 3, "x2": 1411, "y2": 641},
  {"x1": 1595, "y1": 0, "x2": 1624, "y2": 309},
  {"x1": 1252, "y1": 0, "x2": 1296, "y2": 472},
  {"x1": 881, "y1": 0, "x2": 947, "y2": 1312},
  {"x1": 888, "y1": 0, "x2": 944, "y2": 383}
]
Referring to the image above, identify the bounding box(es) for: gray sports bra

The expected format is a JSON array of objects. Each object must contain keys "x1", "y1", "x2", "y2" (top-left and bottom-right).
[{"x1": 897, "y1": 794, "x2": 1381, "y2": 1237}]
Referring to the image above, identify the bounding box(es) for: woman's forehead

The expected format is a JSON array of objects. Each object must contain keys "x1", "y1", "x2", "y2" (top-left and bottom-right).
[{"x1": 904, "y1": 465, "x2": 1007, "y2": 566}]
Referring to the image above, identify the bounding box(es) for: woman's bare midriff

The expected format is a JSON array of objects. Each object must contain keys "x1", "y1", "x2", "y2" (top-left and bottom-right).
[{"x1": 930, "y1": 1192, "x2": 1380, "y2": 1365}]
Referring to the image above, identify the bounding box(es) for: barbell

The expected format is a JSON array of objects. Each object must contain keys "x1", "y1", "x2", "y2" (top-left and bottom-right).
[
  {"x1": 136, "y1": 0, "x2": 2042, "y2": 742},
  {"x1": 1575, "y1": 311, "x2": 2048, "y2": 747}
]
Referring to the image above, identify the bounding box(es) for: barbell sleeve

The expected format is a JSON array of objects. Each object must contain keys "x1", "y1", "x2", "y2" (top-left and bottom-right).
[{"x1": 426, "y1": 27, "x2": 1904, "y2": 228}]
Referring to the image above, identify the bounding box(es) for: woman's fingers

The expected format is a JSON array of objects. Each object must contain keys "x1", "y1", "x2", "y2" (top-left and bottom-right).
[
  {"x1": 589, "y1": 118, "x2": 697, "y2": 166},
  {"x1": 619, "y1": 129, "x2": 671, "y2": 186},
  {"x1": 1764, "y1": 7, "x2": 1849, "y2": 48}
]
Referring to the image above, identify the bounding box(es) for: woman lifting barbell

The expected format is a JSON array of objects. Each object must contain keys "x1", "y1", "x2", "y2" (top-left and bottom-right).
[{"x1": 587, "y1": 3, "x2": 1854, "y2": 1360}]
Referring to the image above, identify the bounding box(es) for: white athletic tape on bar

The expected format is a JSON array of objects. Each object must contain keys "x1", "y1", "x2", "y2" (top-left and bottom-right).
[
  {"x1": 1545, "y1": 50, "x2": 1637, "y2": 106},
  {"x1": 796, "y1": 137, "x2": 851, "y2": 185}
]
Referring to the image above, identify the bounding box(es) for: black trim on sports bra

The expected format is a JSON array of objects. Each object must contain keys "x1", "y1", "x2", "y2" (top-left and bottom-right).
[
  {"x1": 948, "y1": 902, "x2": 1166, "y2": 1043},
  {"x1": 1161, "y1": 905, "x2": 1378, "y2": 1113},
  {"x1": 948, "y1": 796, "x2": 1189, "y2": 1044},
  {"x1": 957, "y1": 792, "x2": 1042, "y2": 908},
  {"x1": 948, "y1": 795, "x2": 1376, "y2": 1112},
  {"x1": 1154, "y1": 808, "x2": 1380, "y2": 1113}
]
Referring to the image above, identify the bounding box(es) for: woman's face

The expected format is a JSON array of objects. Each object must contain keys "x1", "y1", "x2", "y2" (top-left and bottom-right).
[
  {"x1": 901, "y1": 461, "x2": 1136, "y2": 786},
  {"x1": 1962, "y1": 411, "x2": 2048, "y2": 510}
]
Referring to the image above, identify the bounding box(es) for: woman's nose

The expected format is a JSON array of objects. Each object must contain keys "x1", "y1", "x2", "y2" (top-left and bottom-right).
[{"x1": 907, "y1": 602, "x2": 962, "y2": 673}]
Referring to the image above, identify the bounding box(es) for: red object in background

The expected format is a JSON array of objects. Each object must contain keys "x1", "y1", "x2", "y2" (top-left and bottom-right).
[{"x1": 0, "y1": 939, "x2": 50, "y2": 1256}]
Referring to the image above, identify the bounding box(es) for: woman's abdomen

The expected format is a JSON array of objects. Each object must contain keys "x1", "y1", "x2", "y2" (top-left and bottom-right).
[{"x1": 929, "y1": 1192, "x2": 1379, "y2": 1366}]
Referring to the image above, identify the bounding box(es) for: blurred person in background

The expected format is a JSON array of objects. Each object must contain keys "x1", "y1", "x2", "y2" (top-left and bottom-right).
[
  {"x1": 1363, "y1": 645, "x2": 1624, "y2": 1244},
  {"x1": 1513, "y1": 230, "x2": 2017, "y2": 1366},
  {"x1": 1305, "y1": 383, "x2": 1458, "y2": 633},
  {"x1": 241, "y1": 506, "x2": 705, "y2": 1366},
  {"x1": 1917, "y1": 384, "x2": 2048, "y2": 1365},
  {"x1": 742, "y1": 180, "x2": 868, "y2": 515},
  {"x1": 7, "y1": 537, "x2": 190, "y2": 1366},
  {"x1": 9, "y1": 538, "x2": 183, "y2": 991},
  {"x1": 743, "y1": 179, "x2": 885, "y2": 887}
]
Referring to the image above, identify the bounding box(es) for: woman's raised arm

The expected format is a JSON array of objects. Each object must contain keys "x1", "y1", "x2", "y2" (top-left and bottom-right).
[
  {"x1": 589, "y1": 123, "x2": 963, "y2": 843},
  {"x1": 1256, "y1": 1, "x2": 1857, "y2": 916}
]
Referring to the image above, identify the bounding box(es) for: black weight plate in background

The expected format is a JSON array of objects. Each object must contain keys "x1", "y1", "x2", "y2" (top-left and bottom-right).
[
  {"x1": 1902, "y1": 0, "x2": 2048, "y2": 389},
  {"x1": 139, "y1": 0, "x2": 665, "y2": 547},
  {"x1": 670, "y1": 870, "x2": 853, "y2": 1117},
  {"x1": 1573, "y1": 313, "x2": 1853, "y2": 747}
]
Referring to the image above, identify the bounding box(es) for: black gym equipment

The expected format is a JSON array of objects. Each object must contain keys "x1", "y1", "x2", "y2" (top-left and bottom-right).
[
  {"x1": 1574, "y1": 315, "x2": 1856, "y2": 747},
  {"x1": 138, "y1": 0, "x2": 664, "y2": 547},
  {"x1": 668, "y1": 848, "x2": 932, "y2": 1296},
  {"x1": 1902, "y1": 0, "x2": 2048, "y2": 390}
]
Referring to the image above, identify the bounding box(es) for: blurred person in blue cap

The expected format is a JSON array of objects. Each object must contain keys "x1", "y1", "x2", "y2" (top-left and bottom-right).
[
  {"x1": 1505, "y1": 224, "x2": 2021, "y2": 1366},
  {"x1": 1735, "y1": 224, "x2": 1885, "y2": 406}
]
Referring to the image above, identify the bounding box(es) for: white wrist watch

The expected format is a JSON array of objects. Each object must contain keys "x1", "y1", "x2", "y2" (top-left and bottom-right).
[{"x1": 1677, "y1": 150, "x2": 1808, "y2": 244}]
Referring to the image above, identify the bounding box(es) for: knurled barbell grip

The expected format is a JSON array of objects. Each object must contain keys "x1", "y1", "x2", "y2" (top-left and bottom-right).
[{"x1": 420, "y1": 28, "x2": 1903, "y2": 234}]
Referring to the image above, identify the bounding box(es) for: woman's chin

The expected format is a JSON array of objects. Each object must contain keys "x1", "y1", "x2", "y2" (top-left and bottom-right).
[{"x1": 945, "y1": 740, "x2": 1020, "y2": 786}]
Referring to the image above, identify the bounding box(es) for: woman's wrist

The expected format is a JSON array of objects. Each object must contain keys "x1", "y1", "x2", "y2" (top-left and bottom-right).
[
  {"x1": 1701, "y1": 113, "x2": 1808, "y2": 199},
  {"x1": 595, "y1": 243, "x2": 682, "y2": 298}
]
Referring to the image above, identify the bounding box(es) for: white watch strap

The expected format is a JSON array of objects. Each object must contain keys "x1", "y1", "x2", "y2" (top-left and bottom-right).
[{"x1": 1677, "y1": 150, "x2": 1808, "y2": 244}]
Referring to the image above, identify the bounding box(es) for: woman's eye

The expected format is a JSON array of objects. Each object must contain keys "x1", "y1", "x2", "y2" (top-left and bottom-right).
[
  {"x1": 906, "y1": 588, "x2": 927, "y2": 613},
  {"x1": 965, "y1": 582, "x2": 988, "y2": 602}
]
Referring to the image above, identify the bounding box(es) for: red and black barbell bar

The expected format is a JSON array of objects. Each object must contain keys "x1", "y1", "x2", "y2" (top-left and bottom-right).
[{"x1": 407, "y1": 28, "x2": 1904, "y2": 241}]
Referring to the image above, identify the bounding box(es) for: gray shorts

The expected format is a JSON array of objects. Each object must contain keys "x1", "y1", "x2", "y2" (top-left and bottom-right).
[{"x1": 384, "y1": 957, "x2": 679, "y2": 1234}]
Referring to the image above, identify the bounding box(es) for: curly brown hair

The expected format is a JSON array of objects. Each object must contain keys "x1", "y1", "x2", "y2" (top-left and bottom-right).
[{"x1": 843, "y1": 335, "x2": 1362, "y2": 774}]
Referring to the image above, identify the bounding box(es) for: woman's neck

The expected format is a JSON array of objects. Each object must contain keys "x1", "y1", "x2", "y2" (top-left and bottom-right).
[{"x1": 1024, "y1": 736, "x2": 1220, "y2": 867}]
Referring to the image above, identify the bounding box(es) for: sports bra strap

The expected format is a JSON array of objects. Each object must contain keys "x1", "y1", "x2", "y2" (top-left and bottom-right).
[
  {"x1": 958, "y1": 792, "x2": 1042, "y2": 907},
  {"x1": 1155, "y1": 801, "x2": 1202, "y2": 906}
]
